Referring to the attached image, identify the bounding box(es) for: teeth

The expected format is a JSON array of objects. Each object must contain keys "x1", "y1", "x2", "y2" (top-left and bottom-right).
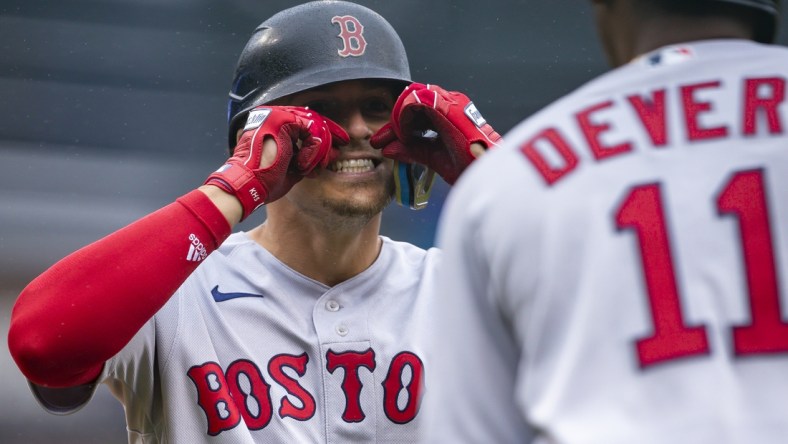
[{"x1": 332, "y1": 158, "x2": 375, "y2": 173}]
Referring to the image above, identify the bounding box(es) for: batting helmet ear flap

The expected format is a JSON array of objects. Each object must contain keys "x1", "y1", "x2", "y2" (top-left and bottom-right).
[{"x1": 227, "y1": 0, "x2": 412, "y2": 151}]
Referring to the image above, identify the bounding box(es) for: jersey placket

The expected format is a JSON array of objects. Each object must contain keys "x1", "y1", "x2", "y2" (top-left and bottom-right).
[{"x1": 313, "y1": 285, "x2": 377, "y2": 443}]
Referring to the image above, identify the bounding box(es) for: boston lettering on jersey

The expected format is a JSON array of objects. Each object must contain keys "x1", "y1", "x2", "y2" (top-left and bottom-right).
[
  {"x1": 187, "y1": 348, "x2": 424, "y2": 436},
  {"x1": 521, "y1": 76, "x2": 785, "y2": 185}
]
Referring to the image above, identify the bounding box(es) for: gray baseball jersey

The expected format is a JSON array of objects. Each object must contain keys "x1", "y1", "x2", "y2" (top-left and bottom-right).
[
  {"x1": 427, "y1": 40, "x2": 788, "y2": 443},
  {"x1": 37, "y1": 232, "x2": 440, "y2": 443}
]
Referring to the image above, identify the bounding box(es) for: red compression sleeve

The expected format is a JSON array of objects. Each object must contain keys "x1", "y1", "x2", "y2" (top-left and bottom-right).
[{"x1": 8, "y1": 190, "x2": 231, "y2": 387}]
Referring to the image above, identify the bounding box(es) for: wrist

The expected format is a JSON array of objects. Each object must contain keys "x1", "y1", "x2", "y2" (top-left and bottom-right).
[{"x1": 198, "y1": 184, "x2": 243, "y2": 226}]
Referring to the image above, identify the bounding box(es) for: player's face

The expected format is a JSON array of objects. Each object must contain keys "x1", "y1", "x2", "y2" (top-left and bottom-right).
[{"x1": 276, "y1": 79, "x2": 397, "y2": 220}]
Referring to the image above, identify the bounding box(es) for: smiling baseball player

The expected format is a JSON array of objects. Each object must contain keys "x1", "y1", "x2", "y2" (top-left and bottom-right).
[{"x1": 7, "y1": 1, "x2": 501, "y2": 442}]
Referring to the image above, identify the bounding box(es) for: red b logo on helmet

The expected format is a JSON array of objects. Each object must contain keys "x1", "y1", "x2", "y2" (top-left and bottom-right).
[{"x1": 332, "y1": 15, "x2": 367, "y2": 57}]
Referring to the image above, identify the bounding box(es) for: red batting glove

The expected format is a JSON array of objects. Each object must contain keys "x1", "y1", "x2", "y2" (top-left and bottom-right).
[
  {"x1": 370, "y1": 82, "x2": 501, "y2": 185},
  {"x1": 205, "y1": 106, "x2": 349, "y2": 220}
]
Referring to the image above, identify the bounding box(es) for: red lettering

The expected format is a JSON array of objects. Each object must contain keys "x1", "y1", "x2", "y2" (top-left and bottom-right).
[
  {"x1": 382, "y1": 352, "x2": 424, "y2": 424},
  {"x1": 331, "y1": 15, "x2": 367, "y2": 57},
  {"x1": 576, "y1": 100, "x2": 632, "y2": 160},
  {"x1": 326, "y1": 349, "x2": 376, "y2": 423},
  {"x1": 187, "y1": 362, "x2": 242, "y2": 436},
  {"x1": 225, "y1": 359, "x2": 274, "y2": 430},
  {"x1": 616, "y1": 185, "x2": 710, "y2": 367},
  {"x1": 718, "y1": 170, "x2": 788, "y2": 355},
  {"x1": 268, "y1": 353, "x2": 316, "y2": 421},
  {"x1": 520, "y1": 127, "x2": 579, "y2": 186},
  {"x1": 743, "y1": 77, "x2": 785, "y2": 135},
  {"x1": 188, "y1": 349, "x2": 427, "y2": 431},
  {"x1": 681, "y1": 81, "x2": 728, "y2": 141},
  {"x1": 628, "y1": 89, "x2": 668, "y2": 147}
]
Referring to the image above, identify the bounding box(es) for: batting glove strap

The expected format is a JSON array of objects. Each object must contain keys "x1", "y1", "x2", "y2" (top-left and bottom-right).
[{"x1": 205, "y1": 164, "x2": 267, "y2": 220}]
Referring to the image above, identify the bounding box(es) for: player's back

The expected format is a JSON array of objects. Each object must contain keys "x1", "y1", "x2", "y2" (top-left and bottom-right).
[{"x1": 445, "y1": 39, "x2": 788, "y2": 443}]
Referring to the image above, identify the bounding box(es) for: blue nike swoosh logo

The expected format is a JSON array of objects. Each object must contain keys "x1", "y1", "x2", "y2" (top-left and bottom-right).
[{"x1": 211, "y1": 285, "x2": 265, "y2": 302}]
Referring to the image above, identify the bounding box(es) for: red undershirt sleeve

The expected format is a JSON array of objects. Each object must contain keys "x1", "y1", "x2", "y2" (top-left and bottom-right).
[{"x1": 7, "y1": 190, "x2": 232, "y2": 388}]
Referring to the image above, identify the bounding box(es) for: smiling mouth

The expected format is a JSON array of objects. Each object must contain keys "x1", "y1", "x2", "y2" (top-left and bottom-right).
[{"x1": 330, "y1": 158, "x2": 379, "y2": 173}]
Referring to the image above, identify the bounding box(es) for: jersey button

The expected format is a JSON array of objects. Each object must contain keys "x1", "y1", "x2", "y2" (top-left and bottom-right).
[
  {"x1": 335, "y1": 324, "x2": 349, "y2": 336},
  {"x1": 326, "y1": 300, "x2": 340, "y2": 312}
]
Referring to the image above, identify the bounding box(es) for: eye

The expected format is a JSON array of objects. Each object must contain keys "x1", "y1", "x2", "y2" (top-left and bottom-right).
[
  {"x1": 304, "y1": 100, "x2": 341, "y2": 120},
  {"x1": 304, "y1": 100, "x2": 329, "y2": 116},
  {"x1": 362, "y1": 97, "x2": 393, "y2": 119}
]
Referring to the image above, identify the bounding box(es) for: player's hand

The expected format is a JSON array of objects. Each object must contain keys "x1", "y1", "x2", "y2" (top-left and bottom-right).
[
  {"x1": 205, "y1": 106, "x2": 349, "y2": 220},
  {"x1": 370, "y1": 82, "x2": 501, "y2": 185}
]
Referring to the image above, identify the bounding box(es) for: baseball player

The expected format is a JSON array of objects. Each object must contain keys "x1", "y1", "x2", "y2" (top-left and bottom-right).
[
  {"x1": 7, "y1": 1, "x2": 500, "y2": 442},
  {"x1": 426, "y1": 0, "x2": 788, "y2": 443}
]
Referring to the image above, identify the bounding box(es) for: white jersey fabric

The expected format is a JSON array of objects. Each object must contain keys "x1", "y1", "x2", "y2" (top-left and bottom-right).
[
  {"x1": 426, "y1": 40, "x2": 788, "y2": 444},
  {"x1": 60, "y1": 232, "x2": 439, "y2": 443}
]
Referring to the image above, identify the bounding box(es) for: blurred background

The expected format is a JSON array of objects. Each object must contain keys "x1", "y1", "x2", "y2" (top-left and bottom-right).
[{"x1": 1, "y1": 0, "x2": 783, "y2": 442}]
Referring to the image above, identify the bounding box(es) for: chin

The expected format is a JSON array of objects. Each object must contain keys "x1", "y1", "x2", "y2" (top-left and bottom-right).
[
  {"x1": 320, "y1": 182, "x2": 394, "y2": 219},
  {"x1": 283, "y1": 169, "x2": 395, "y2": 222}
]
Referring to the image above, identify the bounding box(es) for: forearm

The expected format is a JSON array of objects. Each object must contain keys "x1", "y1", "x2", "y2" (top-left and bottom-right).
[{"x1": 8, "y1": 189, "x2": 234, "y2": 387}]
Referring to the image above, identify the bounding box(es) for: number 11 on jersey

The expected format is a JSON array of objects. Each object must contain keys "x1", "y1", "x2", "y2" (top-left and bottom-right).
[{"x1": 616, "y1": 169, "x2": 788, "y2": 368}]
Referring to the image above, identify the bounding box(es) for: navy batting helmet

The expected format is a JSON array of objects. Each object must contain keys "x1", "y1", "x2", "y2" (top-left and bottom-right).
[
  {"x1": 716, "y1": 0, "x2": 778, "y2": 14},
  {"x1": 716, "y1": 0, "x2": 779, "y2": 42},
  {"x1": 647, "y1": 0, "x2": 778, "y2": 43},
  {"x1": 226, "y1": 0, "x2": 412, "y2": 149}
]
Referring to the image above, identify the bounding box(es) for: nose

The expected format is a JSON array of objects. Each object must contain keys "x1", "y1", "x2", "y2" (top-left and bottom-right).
[{"x1": 344, "y1": 109, "x2": 373, "y2": 141}]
